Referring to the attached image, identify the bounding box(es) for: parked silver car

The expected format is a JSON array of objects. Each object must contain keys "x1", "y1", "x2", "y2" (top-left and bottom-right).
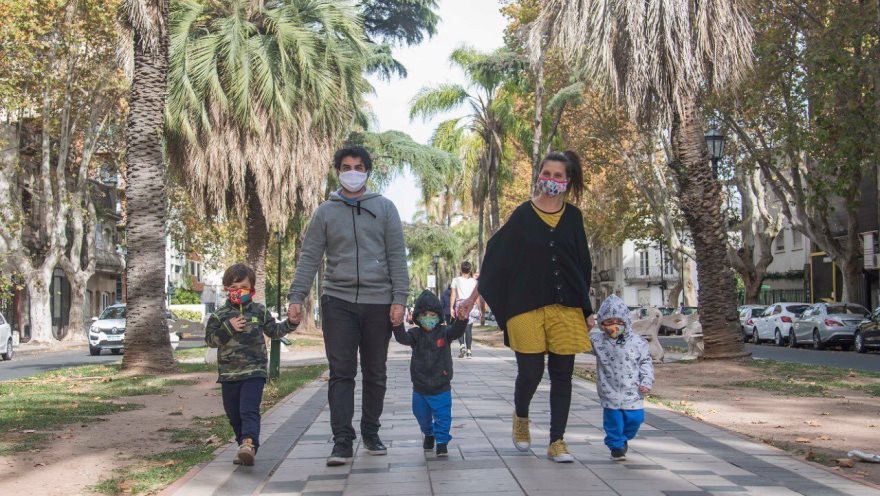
[
  {"x1": 0, "y1": 312, "x2": 13, "y2": 360},
  {"x1": 753, "y1": 302, "x2": 810, "y2": 345},
  {"x1": 738, "y1": 305, "x2": 766, "y2": 343},
  {"x1": 791, "y1": 303, "x2": 869, "y2": 350},
  {"x1": 88, "y1": 304, "x2": 180, "y2": 356}
]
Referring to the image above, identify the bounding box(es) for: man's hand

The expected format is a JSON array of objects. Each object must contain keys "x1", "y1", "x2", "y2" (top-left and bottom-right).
[
  {"x1": 638, "y1": 385, "x2": 651, "y2": 394},
  {"x1": 287, "y1": 304, "x2": 303, "y2": 325},
  {"x1": 229, "y1": 315, "x2": 246, "y2": 332},
  {"x1": 587, "y1": 314, "x2": 597, "y2": 329},
  {"x1": 390, "y1": 304, "x2": 405, "y2": 326}
]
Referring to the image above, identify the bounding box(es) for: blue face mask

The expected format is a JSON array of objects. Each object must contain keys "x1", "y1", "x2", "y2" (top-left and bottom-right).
[{"x1": 419, "y1": 315, "x2": 440, "y2": 331}]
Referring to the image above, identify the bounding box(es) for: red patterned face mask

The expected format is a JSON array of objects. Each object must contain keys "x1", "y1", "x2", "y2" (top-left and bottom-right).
[{"x1": 228, "y1": 288, "x2": 255, "y2": 305}]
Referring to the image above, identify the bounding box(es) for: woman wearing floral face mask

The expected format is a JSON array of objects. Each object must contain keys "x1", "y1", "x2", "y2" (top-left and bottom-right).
[{"x1": 459, "y1": 151, "x2": 595, "y2": 463}]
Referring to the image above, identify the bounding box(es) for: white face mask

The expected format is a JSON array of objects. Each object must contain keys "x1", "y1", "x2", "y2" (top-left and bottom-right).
[{"x1": 339, "y1": 170, "x2": 368, "y2": 193}]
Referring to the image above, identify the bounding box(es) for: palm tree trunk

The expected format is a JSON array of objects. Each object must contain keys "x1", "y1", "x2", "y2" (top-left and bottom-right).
[
  {"x1": 671, "y1": 100, "x2": 745, "y2": 359},
  {"x1": 246, "y1": 174, "x2": 269, "y2": 304},
  {"x1": 488, "y1": 149, "x2": 501, "y2": 233},
  {"x1": 121, "y1": 0, "x2": 176, "y2": 374}
]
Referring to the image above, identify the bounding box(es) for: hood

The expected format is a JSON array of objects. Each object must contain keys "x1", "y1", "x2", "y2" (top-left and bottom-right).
[
  {"x1": 596, "y1": 294, "x2": 633, "y2": 334},
  {"x1": 329, "y1": 189, "x2": 382, "y2": 203},
  {"x1": 413, "y1": 290, "x2": 443, "y2": 320}
]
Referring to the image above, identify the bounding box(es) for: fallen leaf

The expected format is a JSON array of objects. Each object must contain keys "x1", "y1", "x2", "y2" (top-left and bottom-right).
[
  {"x1": 795, "y1": 437, "x2": 811, "y2": 443},
  {"x1": 855, "y1": 471, "x2": 869, "y2": 477},
  {"x1": 203, "y1": 435, "x2": 221, "y2": 446},
  {"x1": 162, "y1": 460, "x2": 177, "y2": 467},
  {"x1": 820, "y1": 412, "x2": 830, "y2": 416},
  {"x1": 804, "y1": 420, "x2": 821, "y2": 427},
  {"x1": 847, "y1": 370, "x2": 856, "y2": 378},
  {"x1": 774, "y1": 425, "x2": 785, "y2": 429},
  {"x1": 33, "y1": 462, "x2": 45, "y2": 467},
  {"x1": 22, "y1": 430, "x2": 36, "y2": 434},
  {"x1": 816, "y1": 434, "x2": 832, "y2": 441},
  {"x1": 708, "y1": 409, "x2": 719, "y2": 415},
  {"x1": 837, "y1": 458, "x2": 855, "y2": 468},
  {"x1": 751, "y1": 420, "x2": 767, "y2": 425},
  {"x1": 734, "y1": 397, "x2": 744, "y2": 401}
]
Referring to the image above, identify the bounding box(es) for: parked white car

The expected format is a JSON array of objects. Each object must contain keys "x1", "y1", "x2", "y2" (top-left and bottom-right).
[
  {"x1": 753, "y1": 302, "x2": 810, "y2": 345},
  {"x1": 88, "y1": 304, "x2": 180, "y2": 356},
  {"x1": 0, "y1": 312, "x2": 13, "y2": 360}
]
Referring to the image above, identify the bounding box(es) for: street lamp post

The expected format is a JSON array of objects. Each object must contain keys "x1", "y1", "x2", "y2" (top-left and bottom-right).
[
  {"x1": 432, "y1": 254, "x2": 440, "y2": 296},
  {"x1": 269, "y1": 232, "x2": 282, "y2": 380},
  {"x1": 704, "y1": 128, "x2": 725, "y2": 179}
]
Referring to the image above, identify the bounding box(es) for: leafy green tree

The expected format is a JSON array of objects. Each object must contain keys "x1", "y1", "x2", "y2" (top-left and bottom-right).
[
  {"x1": 532, "y1": 0, "x2": 755, "y2": 358},
  {"x1": 717, "y1": 0, "x2": 879, "y2": 304},
  {"x1": 165, "y1": 0, "x2": 371, "y2": 302}
]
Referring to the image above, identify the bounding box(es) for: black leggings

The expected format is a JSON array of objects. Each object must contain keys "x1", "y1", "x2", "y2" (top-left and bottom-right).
[
  {"x1": 514, "y1": 352, "x2": 575, "y2": 442},
  {"x1": 457, "y1": 323, "x2": 473, "y2": 349}
]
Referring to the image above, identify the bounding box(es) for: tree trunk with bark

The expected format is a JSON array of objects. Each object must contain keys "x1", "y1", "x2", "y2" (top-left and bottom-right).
[
  {"x1": 246, "y1": 176, "x2": 269, "y2": 304},
  {"x1": 477, "y1": 201, "x2": 485, "y2": 268},
  {"x1": 25, "y1": 271, "x2": 56, "y2": 344},
  {"x1": 121, "y1": 0, "x2": 175, "y2": 374},
  {"x1": 671, "y1": 101, "x2": 745, "y2": 358}
]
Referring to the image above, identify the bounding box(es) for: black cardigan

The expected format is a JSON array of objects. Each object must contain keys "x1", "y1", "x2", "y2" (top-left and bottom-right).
[{"x1": 479, "y1": 201, "x2": 593, "y2": 345}]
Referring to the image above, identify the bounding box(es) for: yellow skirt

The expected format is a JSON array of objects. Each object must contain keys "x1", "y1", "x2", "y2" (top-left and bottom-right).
[{"x1": 506, "y1": 304, "x2": 591, "y2": 355}]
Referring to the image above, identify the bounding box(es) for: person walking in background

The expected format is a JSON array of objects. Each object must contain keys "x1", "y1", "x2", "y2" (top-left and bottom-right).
[
  {"x1": 441, "y1": 285, "x2": 452, "y2": 325},
  {"x1": 450, "y1": 261, "x2": 478, "y2": 358},
  {"x1": 287, "y1": 146, "x2": 409, "y2": 466},
  {"x1": 459, "y1": 151, "x2": 596, "y2": 463},
  {"x1": 393, "y1": 290, "x2": 468, "y2": 457},
  {"x1": 590, "y1": 294, "x2": 654, "y2": 461}
]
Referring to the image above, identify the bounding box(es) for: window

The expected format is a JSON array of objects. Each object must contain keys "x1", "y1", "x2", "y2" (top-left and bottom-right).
[
  {"x1": 775, "y1": 231, "x2": 785, "y2": 252},
  {"x1": 0, "y1": 314, "x2": 5, "y2": 325},
  {"x1": 792, "y1": 229, "x2": 803, "y2": 250},
  {"x1": 771, "y1": 305, "x2": 782, "y2": 316},
  {"x1": 639, "y1": 251, "x2": 649, "y2": 276}
]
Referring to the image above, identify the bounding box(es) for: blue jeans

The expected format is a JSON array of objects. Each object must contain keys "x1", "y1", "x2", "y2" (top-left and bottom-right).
[
  {"x1": 603, "y1": 408, "x2": 644, "y2": 450},
  {"x1": 412, "y1": 390, "x2": 452, "y2": 444},
  {"x1": 222, "y1": 377, "x2": 266, "y2": 449}
]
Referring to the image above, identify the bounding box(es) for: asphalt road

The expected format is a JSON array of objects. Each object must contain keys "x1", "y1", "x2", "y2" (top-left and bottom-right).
[
  {"x1": 659, "y1": 336, "x2": 880, "y2": 372},
  {"x1": 0, "y1": 338, "x2": 204, "y2": 381}
]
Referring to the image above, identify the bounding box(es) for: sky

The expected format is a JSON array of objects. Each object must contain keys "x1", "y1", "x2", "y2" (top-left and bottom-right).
[{"x1": 366, "y1": 0, "x2": 508, "y2": 223}]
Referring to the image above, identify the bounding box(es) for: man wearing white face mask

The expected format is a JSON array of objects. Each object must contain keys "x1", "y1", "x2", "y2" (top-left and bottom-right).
[{"x1": 286, "y1": 146, "x2": 409, "y2": 466}]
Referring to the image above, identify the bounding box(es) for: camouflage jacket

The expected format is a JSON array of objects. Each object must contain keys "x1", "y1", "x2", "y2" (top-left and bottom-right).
[{"x1": 205, "y1": 300, "x2": 296, "y2": 382}]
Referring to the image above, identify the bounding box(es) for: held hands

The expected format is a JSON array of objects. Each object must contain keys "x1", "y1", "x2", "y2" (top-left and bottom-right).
[
  {"x1": 390, "y1": 304, "x2": 405, "y2": 326},
  {"x1": 587, "y1": 314, "x2": 597, "y2": 329},
  {"x1": 229, "y1": 315, "x2": 247, "y2": 332},
  {"x1": 287, "y1": 304, "x2": 303, "y2": 325},
  {"x1": 638, "y1": 385, "x2": 651, "y2": 394},
  {"x1": 455, "y1": 304, "x2": 470, "y2": 321}
]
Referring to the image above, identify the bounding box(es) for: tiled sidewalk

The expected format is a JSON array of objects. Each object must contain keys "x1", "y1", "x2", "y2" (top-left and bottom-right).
[{"x1": 169, "y1": 343, "x2": 880, "y2": 496}]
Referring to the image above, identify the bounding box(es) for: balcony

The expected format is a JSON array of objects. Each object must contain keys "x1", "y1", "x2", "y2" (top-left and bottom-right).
[
  {"x1": 592, "y1": 268, "x2": 617, "y2": 283},
  {"x1": 624, "y1": 265, "x2": 678, "y2": 283}
]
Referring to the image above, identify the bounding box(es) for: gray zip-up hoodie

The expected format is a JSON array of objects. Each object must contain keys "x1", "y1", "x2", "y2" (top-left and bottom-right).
[
  {"x1": 287, "y1": 190, "x2": 409, "y2": 306},
  {"x1": 589, "y1": 295, "x2": 655, "y2": 410}
]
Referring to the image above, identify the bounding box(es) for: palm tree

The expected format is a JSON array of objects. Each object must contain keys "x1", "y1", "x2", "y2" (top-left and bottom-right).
[
  {"x1": 119, "y1": 0, "x2": 177, "y2": 373},
  {"x1": 409, "y1": 46, "x2": 519, "y2": 236},
  {"x1": 165, "y1": 0, "x2": 370, "y2": 302},
  {"x1": 530, "y1": 0, "x2": 754, "y2": 358}
]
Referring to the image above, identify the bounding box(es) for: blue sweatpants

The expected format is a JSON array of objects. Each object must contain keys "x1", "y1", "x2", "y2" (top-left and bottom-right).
[
  {"x1": 221, "y1": 377, "x2": 266, "y2": 449},
  {"x1": 412, "y1": 390, "x2": 452, "y2": 444},
  {"x1": 603, "y1": 408, "x2": 644, "y2": 450}
]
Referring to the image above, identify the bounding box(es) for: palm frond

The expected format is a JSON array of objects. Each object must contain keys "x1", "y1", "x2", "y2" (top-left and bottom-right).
[
  {"x1": 529, "y1": 0, "x2": 754, "y2": 126},
  {"x1": 408, "y1": 83, "x2": 470, "y2": 121}
]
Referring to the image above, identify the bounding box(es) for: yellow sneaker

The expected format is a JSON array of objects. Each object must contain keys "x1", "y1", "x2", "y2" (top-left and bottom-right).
[
  {"x1": 237, "y1": 438, "x2": 256, "y2": 466},
  {"x1": 512, "y1": 413, "x2": 531, "y2": 452},
  {"x1": 547, "y1": 439, "x2": 575, "y2": 463}
]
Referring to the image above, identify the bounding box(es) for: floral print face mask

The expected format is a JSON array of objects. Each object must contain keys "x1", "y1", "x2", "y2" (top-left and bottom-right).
[{"x1": 537, "y1": 177, "x2": 568, "y2": 197}]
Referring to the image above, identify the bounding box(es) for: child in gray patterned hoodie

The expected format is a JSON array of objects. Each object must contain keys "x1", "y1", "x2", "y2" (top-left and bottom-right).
[{"x1": 589, "y1": 294, "x2": 654, "y2": 461}]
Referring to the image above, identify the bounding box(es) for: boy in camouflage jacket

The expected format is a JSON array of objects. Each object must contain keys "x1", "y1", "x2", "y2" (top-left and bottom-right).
[{"x1": 205, "y1": 263, "x2": 297, "y2": 466}]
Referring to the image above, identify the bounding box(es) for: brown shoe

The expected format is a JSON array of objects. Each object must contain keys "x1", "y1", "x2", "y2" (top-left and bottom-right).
[
  {"x1": 237, "y1": 438, "x2": 256, "y2": 466},
  {"x1": 232, "y1": 453, "x2": 242, "y2": 465}
]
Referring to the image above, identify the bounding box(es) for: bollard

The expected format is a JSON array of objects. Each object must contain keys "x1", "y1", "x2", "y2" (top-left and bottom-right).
[{"x1": 269, "y1": 339, "x2": 280, "y2": 380}]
